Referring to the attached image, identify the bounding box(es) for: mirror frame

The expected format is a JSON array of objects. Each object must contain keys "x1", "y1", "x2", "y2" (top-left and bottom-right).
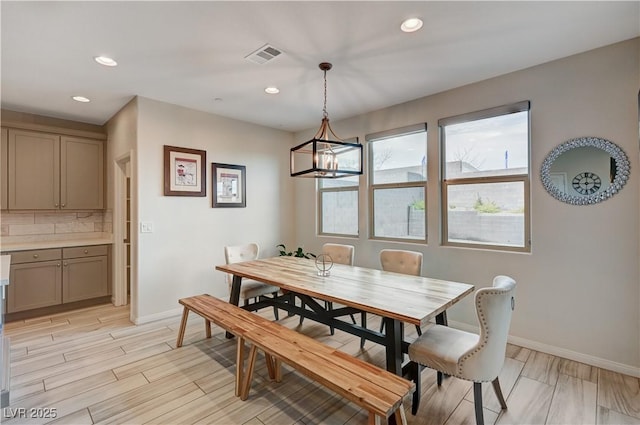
[{"x1": 541, "y1": 136, "x2": 630, "y2": 205}]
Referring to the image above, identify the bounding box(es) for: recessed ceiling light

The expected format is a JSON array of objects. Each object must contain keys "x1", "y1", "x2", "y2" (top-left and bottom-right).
[
  {"x1": 265, "y1": 87, "x2": 280, "y2": 94},
  {"x1": 94, "y1": 56, "x2": 118, "y2": 67},
  {"x1": 401, "y1": 18, "x2": 423, "y2": 33},
  {"x1": 72, "y1": 96, "x2": 91, "y2": 103}
]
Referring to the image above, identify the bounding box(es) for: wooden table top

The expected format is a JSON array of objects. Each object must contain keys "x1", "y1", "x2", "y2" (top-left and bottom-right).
[{"x1": 216, "y1": 256, "x2": 474, "y2": 326}]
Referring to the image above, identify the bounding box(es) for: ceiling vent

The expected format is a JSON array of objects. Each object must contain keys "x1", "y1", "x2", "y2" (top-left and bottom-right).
[{"x1": 245, "y1": 44, "x2": 283, "y2": 64}]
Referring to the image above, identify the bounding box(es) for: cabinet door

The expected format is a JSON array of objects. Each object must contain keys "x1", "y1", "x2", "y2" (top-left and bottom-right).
[
  {"x1": 60, "y1": 136, "x2": 104, "y2": 210},
  {"x1": 62, "y1": 256, "x2": 108, "y2": 303},
  {"x1": 1, "y1": 128, "x2": 7, "y2": 210},
  {"x1": 7, "y1": 260, "x2": 62, "y2": 313},
  {"x1": 8, "y1": 130, "x2": 60, "y2": 209}
]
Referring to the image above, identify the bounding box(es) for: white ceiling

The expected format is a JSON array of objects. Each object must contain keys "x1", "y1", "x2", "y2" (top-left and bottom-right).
[{"x1": 2, "y1": 1, "x2": 639, "y2": 132}]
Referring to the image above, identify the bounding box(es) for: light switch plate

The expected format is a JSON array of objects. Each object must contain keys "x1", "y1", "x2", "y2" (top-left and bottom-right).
[{"x1": 140, "y1": 222, "x2": 154, "y2": 233}]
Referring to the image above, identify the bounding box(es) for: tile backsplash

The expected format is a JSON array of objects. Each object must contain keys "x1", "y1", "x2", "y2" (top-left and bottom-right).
[{"x1": 0, "y1": 211, "x2": 112, "y2": 239}]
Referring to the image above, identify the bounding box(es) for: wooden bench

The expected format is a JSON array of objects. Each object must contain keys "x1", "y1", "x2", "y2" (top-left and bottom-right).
[{"x1": 177, "y1": 294, "x2": 414, "y2": 425}]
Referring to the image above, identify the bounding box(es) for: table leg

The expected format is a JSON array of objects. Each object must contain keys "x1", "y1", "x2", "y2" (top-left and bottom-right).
[
  {"x1": 226, "y1": 275, "x2": 242, "y2": 339},
  {"x1": 383, "y1": 317, "x2": 403, "y2": 375},
  {"x1": 384, "y1": 317, "x2": 405, "y2": 425},
  {"x1": 436, "y1": 311, "x2": 448, "y2": 326}
]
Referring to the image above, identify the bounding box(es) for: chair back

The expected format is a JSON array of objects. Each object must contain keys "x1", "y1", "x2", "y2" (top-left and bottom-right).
[
  {"x1": 322, "y1": 243, "x2": 355, "y2": 266},
  {"x1": 224, "y1": 243, "x2": 259, "y2": 285},
  {"x1": 379, "y1": 249, "x2": 423, "y2": 276},
  {"x1": 459, "y1": 275, "x2": 516, "y2": 381}
]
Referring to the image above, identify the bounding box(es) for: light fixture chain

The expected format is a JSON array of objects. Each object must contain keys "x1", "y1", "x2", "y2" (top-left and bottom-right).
[{"x1": 323, "y1": 69, "x2": 328, "y2": 119}]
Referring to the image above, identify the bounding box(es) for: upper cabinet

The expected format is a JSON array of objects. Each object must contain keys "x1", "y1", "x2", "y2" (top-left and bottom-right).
[
  {"x1": 8, "y1": 129, "x2": 60, "y2": 210},
  {"x1": 6, "y1": 128, "x2": 104, "y2": 210},
  {"x1": 61, "y1": 136, "x2": 104, "y2": 210}
]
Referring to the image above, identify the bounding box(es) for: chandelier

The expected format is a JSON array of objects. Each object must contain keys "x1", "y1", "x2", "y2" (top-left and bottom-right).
[{"x1": 290, "y1": 62, "x2": 363, "y2": 178}]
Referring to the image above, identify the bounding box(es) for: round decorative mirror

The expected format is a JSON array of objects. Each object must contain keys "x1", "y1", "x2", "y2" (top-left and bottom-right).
[{"x1": 541, "y1": 137, "x2": 630, "y2": 205}]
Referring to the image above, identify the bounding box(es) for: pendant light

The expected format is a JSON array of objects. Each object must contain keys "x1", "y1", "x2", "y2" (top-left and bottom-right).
[{"x1": 290, "y1": 62, "x2": 363, "y2": 178}]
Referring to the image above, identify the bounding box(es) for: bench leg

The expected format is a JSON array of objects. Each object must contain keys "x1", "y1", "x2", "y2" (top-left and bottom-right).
[
  {"x1": 205, "y1": 320, "x2": 212, "y2": 339},
  {"x1": 262, "y1": 353, "x2": 283, "y2": 383},
  {"x1": 176, "y1": 306, "x2": 190, "y2": 348},
  {"x1": 273, "y1": 358, "x2": 282, "y2": 382},
  {"x1": 240, "y1": 344, "x2": 259, "y2": 401},
  {"x1": 367, "y1": 413, "x2": 382, "y2": 425},
  {"x1": 265, "y1": 354, "x2": 276, "y2": 380},
  {"x1": 235, "y1": 337, "x2": 245, "y2": 397},
  {"x1": 394, "y1": 403, "x2": 408, "y2": 425}
]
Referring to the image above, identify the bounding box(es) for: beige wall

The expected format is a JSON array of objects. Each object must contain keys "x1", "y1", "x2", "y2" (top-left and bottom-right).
[
  {"x1": 294, "y1": 38, "x2": 640, "y2": 374},
  {"x1": 105, "y1": 98, "x2": 138, "y2": 211},
  {"x1": 131, "y1": 97, "x2": 295, "y2": 321}
]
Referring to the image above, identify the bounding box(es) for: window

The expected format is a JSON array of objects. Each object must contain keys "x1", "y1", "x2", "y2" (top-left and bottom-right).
[
  {"x1": 440, "y1": 101, "x2": 530, "y2": 251},
  {"x1": 367, "y1": 124, "x2": 427, "y2": 241},
  {"x1": 318, "y1": 138, "x2": 360, "y2": 236},
  {"x1": 318, "y1": 175, "x2": 359, "y2": 236}
]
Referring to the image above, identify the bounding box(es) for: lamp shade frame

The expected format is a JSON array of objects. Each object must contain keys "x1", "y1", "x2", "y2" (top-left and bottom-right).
[{"x1": 290, "y1": 138, "x2": 363, "y2": 178}]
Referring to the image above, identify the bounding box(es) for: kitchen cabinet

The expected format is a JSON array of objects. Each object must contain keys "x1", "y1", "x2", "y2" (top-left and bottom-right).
[
  {"x1": 7, "y1": 129, "x2": 104, "y2": 210},
  {"x1": 5, "y1": 245, "x2": 110, "y2": 314},
  {"x1": 7, "y1": 249, "x2": 63, "y2": 313},
  {"x1": 62, "y1": 245, "x2": 109, "y2": 303},
  {"x1": 60, "y1": 135, "x2": 104, "y2": 210}
]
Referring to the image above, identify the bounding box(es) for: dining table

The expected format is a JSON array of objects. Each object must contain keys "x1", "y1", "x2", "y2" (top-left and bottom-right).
[{"x1": 215, "y1": 255, "x2": 475, "y2": 377}]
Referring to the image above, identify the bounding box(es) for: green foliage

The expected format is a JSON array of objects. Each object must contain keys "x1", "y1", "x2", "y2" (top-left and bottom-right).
[
  {"x1": 276, "y1": 244, "x2": 316, "y2": 259},
  {"x1": 410, "y1": 199, "x2": 425, "y2": 210},
  {"x1": 473, "y1": 195, "x2": 501, "y2": 213}
]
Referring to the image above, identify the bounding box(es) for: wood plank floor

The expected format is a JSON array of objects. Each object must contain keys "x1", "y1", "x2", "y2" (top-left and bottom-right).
[{"x1": 3, "y1": 302, "x2": 639, "y2": 425}]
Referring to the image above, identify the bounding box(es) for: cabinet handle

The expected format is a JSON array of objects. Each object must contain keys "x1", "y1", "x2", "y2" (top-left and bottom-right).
[
  {"x1": 55, "y1": 203, "x2": 59, "y2": 207},
  {"x1": 33, "y1": 254, "x2": 39, "y2": 259},
  {"x1": 84, "y1": 249, "x2": 89, "y2": 254},
  {"x1": 61, "y1": 204, "x2": 66, "y2": 208},
  {"x1": 63, "y1": 262, "x2": 68, "y2": 267},
  {"x1": 57, "y1": 263, "x2": 61, "y2": 267}
]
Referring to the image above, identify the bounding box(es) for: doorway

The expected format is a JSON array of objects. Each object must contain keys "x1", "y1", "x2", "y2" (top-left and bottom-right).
[{"x1": 113, "y1": 153, "x2": 133, "y2": 314}]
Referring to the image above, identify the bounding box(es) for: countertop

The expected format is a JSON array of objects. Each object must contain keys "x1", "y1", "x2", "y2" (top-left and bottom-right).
[
  {"x1": 1, "y1": 235, "x2": 114, "y2": 252},
  {"x1": 1, "y1": 255, "x2": 10, "y2": 286}
]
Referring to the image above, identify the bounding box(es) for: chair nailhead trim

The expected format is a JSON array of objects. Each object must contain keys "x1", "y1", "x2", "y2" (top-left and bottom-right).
[{"x1": 457, "y1": 289, "x2": 503, "y2": 376}]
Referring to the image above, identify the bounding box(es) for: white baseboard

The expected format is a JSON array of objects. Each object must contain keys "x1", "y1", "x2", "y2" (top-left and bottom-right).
[
  {"x1": 134, "y1": 307, "x2": 183, "y2": 325},
  {"x1": 447, "y1": 319, "x2": 640, "y2": 378}
]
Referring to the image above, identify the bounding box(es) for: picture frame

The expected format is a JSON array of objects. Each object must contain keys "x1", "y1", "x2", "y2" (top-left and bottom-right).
[
  {"x1": 212, "y1": 163, "x2": 246, "y2": 208},
  {"x1": 163, "y1": 145, "x2": 206, "y2": 197}
]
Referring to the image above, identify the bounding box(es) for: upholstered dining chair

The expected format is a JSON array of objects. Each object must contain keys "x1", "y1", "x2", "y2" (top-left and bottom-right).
[
  {"x1": 408, "y1": 275, "x2": 517, "y2": 425},
  {"x1": 322, "y1": 243, "x2": 355, "y2": 266},
  {"x1": 374, "y1": 249, "x2": 424, "y2": 338},
  {"x1": 224, "y1": 243, "x2": 280, "y2": 320},
  {"x1": 300, "y1": 243, "x2": 356, "y2": 332}
]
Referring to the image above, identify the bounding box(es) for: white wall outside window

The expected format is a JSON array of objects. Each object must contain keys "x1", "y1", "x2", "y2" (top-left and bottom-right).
[
  {"x1": 367, "y1": 124, "x2": 427, "y2": 241},
  {"x1": 440, "y1": 103, "x2": 530, "y2": 251}
]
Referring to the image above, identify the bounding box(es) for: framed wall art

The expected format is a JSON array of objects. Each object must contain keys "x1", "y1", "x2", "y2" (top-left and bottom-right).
[
  {"x1": 163, "y1": 145, "x2": 206, "y2": 197},
  {"x1": 212, "y1": 163, "x2": 246, "y2": 208}
]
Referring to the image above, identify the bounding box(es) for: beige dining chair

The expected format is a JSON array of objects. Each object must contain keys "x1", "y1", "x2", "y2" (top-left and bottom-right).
[
  {"x1": 370, "y1": 249, "x2": 424, "y2": 346},
  {"x1": 224, "y1": 243, "x2": 280, "y2": 320},
  {"x1": 300, "y1": 243, "x2": 356, "y2": 332},
  {"x1": 408, "y1": 275, "x2": 517, "y2": 425}
]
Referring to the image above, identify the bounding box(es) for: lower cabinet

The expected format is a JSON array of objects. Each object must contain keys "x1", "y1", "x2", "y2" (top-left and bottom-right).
[
  {"x1": 62, "y1": 246, "x2": 109, "y2": 303},
  {"x1": 8, "y1": 255, "x2": 62, "y2": 313},
  {"x1": 6, "y1": 245, "x2": 110, "y2": 314}
]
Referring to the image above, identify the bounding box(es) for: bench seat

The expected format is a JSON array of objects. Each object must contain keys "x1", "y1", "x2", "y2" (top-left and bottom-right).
[{"x1": 177, "y1": 294, "x2": 414, "y2": 425}]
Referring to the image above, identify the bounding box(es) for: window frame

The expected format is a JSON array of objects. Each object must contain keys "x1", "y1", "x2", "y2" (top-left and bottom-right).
[
  {"x1": 440, "y1": 101, "x2": 531, "y2": 252},
  {"x1": 366, "y1": 123, "x2": 428, "y2": 243},
  {"x1": 317, "y1": 137, "x2": 360, "y2": 237}
]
